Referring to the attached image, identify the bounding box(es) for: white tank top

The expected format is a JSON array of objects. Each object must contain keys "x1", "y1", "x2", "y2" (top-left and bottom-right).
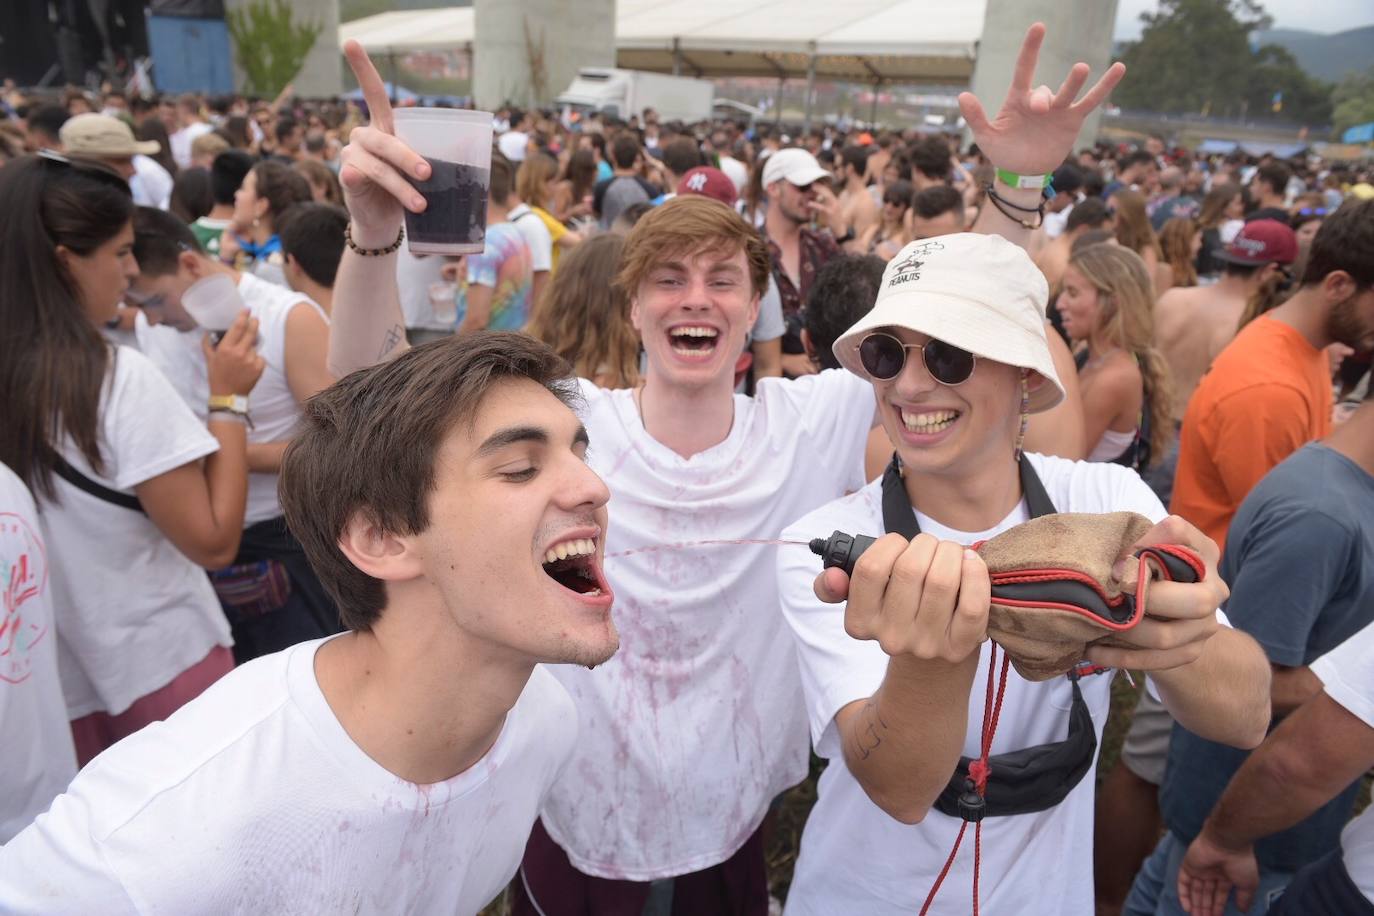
[
  {"x1": 133, "y1": 272, "x2": 327, "y2": 527},
  {"x1": 1087, "y1": 427, "x2": 1137, "y2": 463},
  {"x1": 237, "y1": 273, "x2": 327, "y2": 525}
]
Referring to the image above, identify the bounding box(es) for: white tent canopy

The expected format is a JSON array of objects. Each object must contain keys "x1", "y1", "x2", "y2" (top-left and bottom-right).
[
  {"x1": 338, "y1": 9, "x2": 474, "y2": 55},
  {"x1": 339, "y1": 2, "x2": 985, "y2": 84}
]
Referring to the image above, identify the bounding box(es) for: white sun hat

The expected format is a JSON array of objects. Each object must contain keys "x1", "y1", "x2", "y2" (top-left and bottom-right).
[{"x1": 833, "y1": 233, "x2": 1065, "y2": 413}]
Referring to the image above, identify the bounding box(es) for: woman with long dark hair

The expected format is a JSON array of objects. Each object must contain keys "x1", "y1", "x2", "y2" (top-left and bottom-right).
[{"x1": 0, "y1": 153, "x2": 264, "y2": 764}]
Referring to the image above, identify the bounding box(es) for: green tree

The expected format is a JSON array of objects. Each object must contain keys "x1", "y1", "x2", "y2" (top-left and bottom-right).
[
  {"x1": 1332, "y1": 67, "x2": 1374, "y2": 135},
  {"x1": 1245, "y1": 44, "x2": 1333, "y2": 124},
  {"x1": 226, "y1": 0, "x2": 323, "y2": 96},
  {"x1": 1115, "y1": 0, "x2": 1270, "y2": 118}
]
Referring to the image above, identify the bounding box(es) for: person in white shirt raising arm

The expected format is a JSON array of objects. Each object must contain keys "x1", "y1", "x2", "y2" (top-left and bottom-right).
[{"x1": 774, "y1": 28, "x2": 1271, "y2": 915}]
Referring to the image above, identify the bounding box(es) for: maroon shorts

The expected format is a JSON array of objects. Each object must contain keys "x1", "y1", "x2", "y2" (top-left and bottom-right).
[
  {"x1": 70, "y1": 644, "x2": 235, "y2": 767},
  {"x1": 511, "y1": 817, "x2": 769, "y2": 916}
]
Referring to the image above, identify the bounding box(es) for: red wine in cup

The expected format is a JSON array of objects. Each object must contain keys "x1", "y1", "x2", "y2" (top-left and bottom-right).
[{"x1": 405, "y1": 157, "x2": 490, "y2": 248}]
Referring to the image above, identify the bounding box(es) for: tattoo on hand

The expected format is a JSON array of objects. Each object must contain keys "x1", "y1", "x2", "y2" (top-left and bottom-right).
[
  {"x1": 378, "y1": 324, "x2": 403, "y2": 359},
  {"x1": 852, "y1": 701, "x2": 889, "y2": 760}
]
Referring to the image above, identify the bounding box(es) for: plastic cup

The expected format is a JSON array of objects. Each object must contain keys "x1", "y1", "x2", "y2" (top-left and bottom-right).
[
  {"x1": 393, "y1": 108, "x2": 494, "y2": 256},
  {"x1": 428, "y1": 280, "x2": 458, "y2": 325},
  {"x1": 180, "y1": 273, "x2": 245, "y2": 332}
]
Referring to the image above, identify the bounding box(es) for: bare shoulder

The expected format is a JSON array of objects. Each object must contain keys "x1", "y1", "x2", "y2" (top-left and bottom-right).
[
  {"x1": 1089, "y1": 351, "x2": 1144, "y2": 395},
  {"x1": 1155, "y1": 284, "x2": 1197, "y2": 314}
]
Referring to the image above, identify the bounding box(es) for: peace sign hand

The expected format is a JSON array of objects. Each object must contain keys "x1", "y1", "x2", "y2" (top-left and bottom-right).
[
  {"x1": 339, "y1": 40, "x2": 432, "y2": 248},
  {"x1": 958, "y1": 23, "x2": 1125, "y2": 178}
]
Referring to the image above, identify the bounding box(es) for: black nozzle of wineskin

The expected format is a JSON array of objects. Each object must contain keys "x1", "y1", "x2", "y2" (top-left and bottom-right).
[{"x1": 809, "y1": 530, "x2": 879, "y2": 577}]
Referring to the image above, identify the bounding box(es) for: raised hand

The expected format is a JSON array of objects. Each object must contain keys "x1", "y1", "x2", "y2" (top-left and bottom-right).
[
  {"x1": 338, "y1": 41, "x2": 432, "y2": 248},
  {"x1": 958, "y1": 22, "x2": 1125, "y2": 177}
]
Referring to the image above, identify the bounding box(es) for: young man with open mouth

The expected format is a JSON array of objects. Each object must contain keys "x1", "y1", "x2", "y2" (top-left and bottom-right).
[
  {"x1": 318, "y1": 23, "x2": 1141, "y2": 915},
  {"x1": 0, "y1": 331, "x2": 619, "y2": 913}
]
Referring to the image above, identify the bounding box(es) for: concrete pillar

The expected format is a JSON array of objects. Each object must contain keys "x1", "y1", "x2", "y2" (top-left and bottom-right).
[
  {"x1": 969, "y1": 0, "x2": 1120, "y2": 151},
  {"x1": 473, "y1": 0, "x2": 615, "y2": 111},
  {"x1": 224, "y1": 0, "x2": 341, "y2": 98},
  {"x1": 802, "y1": 49, "x2": 817, "y2": 134}
]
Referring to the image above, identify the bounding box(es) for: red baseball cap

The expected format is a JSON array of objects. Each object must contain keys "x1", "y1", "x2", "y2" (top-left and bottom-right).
[
  {"x1": 676, "y1": 166, "x2": 738, "y2": 207},
  {"x1": 1216, "y1": 219, "x2": 1298, "y2": 267}
]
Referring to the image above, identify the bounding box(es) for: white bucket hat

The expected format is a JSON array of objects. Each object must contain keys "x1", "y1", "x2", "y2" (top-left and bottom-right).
[{"x1": 833, "y1": 233, "x2": 1065, "y2": 413}]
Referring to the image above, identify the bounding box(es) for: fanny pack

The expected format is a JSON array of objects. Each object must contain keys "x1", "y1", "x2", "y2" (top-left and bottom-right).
[
  {"x1": 209, "y1": 559, "x2": 292, "y2": 622},
  {"x1": 880, "y1": 455, "x2": 1203, "y2": 820}
]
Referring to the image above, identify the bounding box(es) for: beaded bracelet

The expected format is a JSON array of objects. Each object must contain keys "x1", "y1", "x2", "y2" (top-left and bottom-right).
[{"x1": 345, "y1": 223, "x2": 405, "y2": 257}]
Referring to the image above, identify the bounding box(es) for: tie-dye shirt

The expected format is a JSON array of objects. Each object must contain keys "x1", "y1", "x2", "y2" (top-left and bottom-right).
[{"x1": 457, "y1": 222, "x2": 532, "y2": 331}]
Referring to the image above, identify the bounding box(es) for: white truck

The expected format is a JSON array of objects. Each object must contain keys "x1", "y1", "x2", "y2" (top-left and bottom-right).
[{"x1": 557, "y1": 67, "x2": 715, "y2": 124}]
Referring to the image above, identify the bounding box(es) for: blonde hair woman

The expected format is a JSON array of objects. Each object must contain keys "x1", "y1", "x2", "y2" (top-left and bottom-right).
[
  {"x1": 1110, "y1": 189, "x2": 1170, "y2": 293},
  {"x1": 515, "y1": 152, "x2": 583, "y2": 273},
  {"x1": 525, "y1": 233, "x2": 640, "y2": 389},
  {"x1": 1158, "y1": 216, "x2": 1200, "y2": 289},
  {"x1": 1056, "y1": 242, "x2": 1173, "y2": 469}
]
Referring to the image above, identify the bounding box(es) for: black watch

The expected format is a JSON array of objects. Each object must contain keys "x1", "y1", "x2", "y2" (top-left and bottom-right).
[{"x1": 835, "y1": 227, "x2": 856, "y2": 244}]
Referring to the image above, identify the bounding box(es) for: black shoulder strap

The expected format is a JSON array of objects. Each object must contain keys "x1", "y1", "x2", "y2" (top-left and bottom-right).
[
  {"x1": 50, "y1": 454, "x2": 146, "y2": 514},
  {"x1": 881, "y1": 453, "x2": 1056, "y2": 538}
]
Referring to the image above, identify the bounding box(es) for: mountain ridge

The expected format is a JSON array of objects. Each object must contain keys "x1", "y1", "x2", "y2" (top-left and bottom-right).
[{"x1": 1253, "y1": 25, "x2": 1374, "y2": 84}]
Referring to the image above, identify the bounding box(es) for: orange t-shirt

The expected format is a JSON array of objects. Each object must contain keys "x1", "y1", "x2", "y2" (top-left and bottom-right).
[{"x1": 1170, "y1": 316, "x2": 1332, "y2": 552}]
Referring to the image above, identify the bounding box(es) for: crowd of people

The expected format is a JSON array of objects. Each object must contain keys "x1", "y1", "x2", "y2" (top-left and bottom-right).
[{"x1": 1, "y1": 22, "x2": 1373, "y2": 916}]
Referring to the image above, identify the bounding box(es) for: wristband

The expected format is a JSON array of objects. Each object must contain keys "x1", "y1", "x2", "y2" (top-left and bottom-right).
[
  {"x1": 208, "y1": 394, "x2": 250, "y2": 413},
  {"x1": 208, "y1": 407, "x2": 253, "y2": 429},
  {"x1": 995, "y1": 167, "x2": 1053, "y2": 190}
]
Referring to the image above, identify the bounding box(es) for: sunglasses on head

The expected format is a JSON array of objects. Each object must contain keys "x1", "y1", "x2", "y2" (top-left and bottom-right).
[
  {"x1": 857, "y1": 331, "x2": 977, "y2": 386},
  {"x1": 1295, "y1": 207, "x2": 1327, "y2": 217}
]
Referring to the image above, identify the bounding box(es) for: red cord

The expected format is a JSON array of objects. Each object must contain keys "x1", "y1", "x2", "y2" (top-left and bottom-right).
[
  {"x1": 921, "y1": 822, "x2": 968, "y2": 914},
  {"x1": 919, "y1": 645, "x2": 1012, "y2": 915}
]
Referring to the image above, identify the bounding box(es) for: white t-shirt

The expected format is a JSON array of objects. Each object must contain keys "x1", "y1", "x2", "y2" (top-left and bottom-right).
[
  {"x1": 134, "y1": 274, "x2": 325, "y2": 526},
  {"x1": 1312, "y1": 621, "x2": 1374, "y2": 903},
  {"x1": 130, "y1": 155, "x2": 173, "y2": 211},
  {"x1": 0, "y1": 638, "x2": 578, "y2": 915},
  {"x1": 397, "y1": 247, "x2": 450, "y2": 331},
  {"x1": 40, "y1": 347, "x2": 229, "y2": 718},
  {"x1": 507, "y1": 203, "x2": 554, "y2": 273},
  {"x1": 0, "y1": 464, "x2": 78, "y2": 843},
  {"x1": 539, "y1": 370, "x2": 874, "y2": 880},
  {"x1": 169, "y1": 121, "x2": 213, "y2": 171},
  {"x1": 778, "y1": 454, "x2": 1190, "y2": 915}
]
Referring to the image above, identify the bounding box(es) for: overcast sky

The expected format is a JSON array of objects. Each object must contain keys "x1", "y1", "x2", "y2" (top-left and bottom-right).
[{"x1": 1113, "y1": 0, "x2": 1374, "y2": 40}]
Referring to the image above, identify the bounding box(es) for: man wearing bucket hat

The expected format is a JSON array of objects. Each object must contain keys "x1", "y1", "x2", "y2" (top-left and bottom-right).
[
  {"x1": 59, "y1": 112, "x2": 173, "y2": 211},
  {"x1": 776, "y1": 239, "x2": 1271, "y2": 912}
]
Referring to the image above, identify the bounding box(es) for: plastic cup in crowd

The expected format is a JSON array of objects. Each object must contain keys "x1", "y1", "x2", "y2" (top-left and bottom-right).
[
  {"x1": 180, "y1": 273, "x2": 245, "y2": 332},
  {"x1": 392, "y1": 108, "x2": 494, "y2": 256},
  {"x1": 428, "y1": 280, "x2": 458, "y2": 325}
]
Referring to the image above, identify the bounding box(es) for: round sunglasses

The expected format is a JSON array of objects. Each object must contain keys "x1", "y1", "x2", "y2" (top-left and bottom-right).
[{"x1": 857, "y1": 332, "x2": 977, "y2": 386}]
